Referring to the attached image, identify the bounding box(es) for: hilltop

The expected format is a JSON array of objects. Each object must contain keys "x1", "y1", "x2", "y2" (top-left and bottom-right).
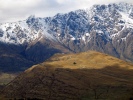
[{"x1": 1, "y1": 51, "x2": 133, "y2": 100}]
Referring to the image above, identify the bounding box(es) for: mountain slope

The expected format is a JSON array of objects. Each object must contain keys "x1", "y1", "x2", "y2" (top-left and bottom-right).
[
  {"x1": 1, "y1": 51, "x2": 133, "y2": 100},
  {"x1": 43, "y1": 51, "x2": 133, "y2": 69},
  {"x1": 0, "y1": 2, "x2": 133, "y2": 72},
  {"x1": 0, "y1": 37, "x2": 71, "y2": 72}
]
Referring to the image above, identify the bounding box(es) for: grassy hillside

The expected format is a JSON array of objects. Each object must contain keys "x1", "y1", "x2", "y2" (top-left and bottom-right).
[
  {"x1": 0, "y1": 73, "x2": 17, "y2": 85},
  {"x1": 1, "y1": 51, "x2": 133, "y2": 100},
  {"x1": 42, "y1": 51, "x2": 133, "y2": 69}
]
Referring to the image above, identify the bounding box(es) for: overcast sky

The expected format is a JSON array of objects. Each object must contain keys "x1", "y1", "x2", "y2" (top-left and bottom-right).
[{"x1": 0, "y1": 0, "x2": 133, "y2": 23}]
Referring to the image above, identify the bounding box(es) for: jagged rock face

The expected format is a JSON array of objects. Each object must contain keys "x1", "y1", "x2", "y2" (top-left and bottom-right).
[
  {"x1": 43, "y1": 3, "x2": 133, "y2": 59},
  {"x1": 44, "y1": 2, "x2": 133, "y2": 61},
  {"x1": 0, "y1": 2, "x2": 133, "y2": 72}
]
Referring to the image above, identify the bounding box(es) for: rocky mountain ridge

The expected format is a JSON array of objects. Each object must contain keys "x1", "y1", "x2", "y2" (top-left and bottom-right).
[
  {"x1": 0, "y1": 2, "x2": 133, "y2": 72},
  {"x1": 0, "y1": 3, "x2": 133, "y2": 44}
]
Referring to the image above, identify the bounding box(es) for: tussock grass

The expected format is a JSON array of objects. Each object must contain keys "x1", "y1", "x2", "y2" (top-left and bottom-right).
[
  {"x1": 1, "y1": 51, "x2": 133, "y2": 99},
  {"x1": 43, "y1": 51, "x2": 133, "y2": 69},
  {"x1": 0, "y1": 73, "x2": 16, "y2": 85}
]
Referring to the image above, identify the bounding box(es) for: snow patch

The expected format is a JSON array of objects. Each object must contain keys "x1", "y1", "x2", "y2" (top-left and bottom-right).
[{"x1": 119, "y1": 12, "x2": 133, "y2": 27}]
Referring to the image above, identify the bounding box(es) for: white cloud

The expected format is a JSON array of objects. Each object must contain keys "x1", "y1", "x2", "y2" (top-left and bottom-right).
[
  {"x1": 0, "y1": 0, "x2": 40, "y2": 12},
  {"x1": 0, "y1": 0, "x2": 133, "y2": 23}
]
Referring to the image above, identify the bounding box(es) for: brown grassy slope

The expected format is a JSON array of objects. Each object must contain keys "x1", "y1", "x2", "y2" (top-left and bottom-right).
[
  {"x1": 41, "y1": 51, "x2": 133, "y2": 69},
  {"x1": 1, "y1": 51, "x2": 133, "y2": 100},
  {"x1": 0, "y1": 73, "x2": 17, "y2": 85}
]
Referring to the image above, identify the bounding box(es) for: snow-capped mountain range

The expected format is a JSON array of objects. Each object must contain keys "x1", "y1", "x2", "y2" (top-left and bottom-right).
[
  {"x1": 0, "y1": 2, "x2": 133, "y2": 45},
  {"x1": 0, "y1": 2, "x2": 133, "y2": 72}
]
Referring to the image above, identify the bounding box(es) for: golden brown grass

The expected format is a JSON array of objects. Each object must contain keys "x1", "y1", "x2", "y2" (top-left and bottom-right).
[
  {"x1": 39, "y1": 51, "x2": 133, "y2": 70},
  {"x1": 1, "y1": 51, "x2": 133, "y2": 100},
  {"x1": 0, "y1": 73, "x2": 17, "y2": 85}
]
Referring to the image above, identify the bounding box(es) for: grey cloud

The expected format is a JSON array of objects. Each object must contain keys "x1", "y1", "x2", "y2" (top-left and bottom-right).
[{"x1": 0, "y1": 0, "x2": 133, "y2": 23}]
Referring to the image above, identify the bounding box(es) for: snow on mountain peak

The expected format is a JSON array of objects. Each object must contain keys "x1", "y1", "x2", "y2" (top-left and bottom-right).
[
  {"x1": 0, "y1": 2, "x2": 133, "y2": 45},
  {"x1": 0, "y1": 15, "x2": 56, "y2": 44}
]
